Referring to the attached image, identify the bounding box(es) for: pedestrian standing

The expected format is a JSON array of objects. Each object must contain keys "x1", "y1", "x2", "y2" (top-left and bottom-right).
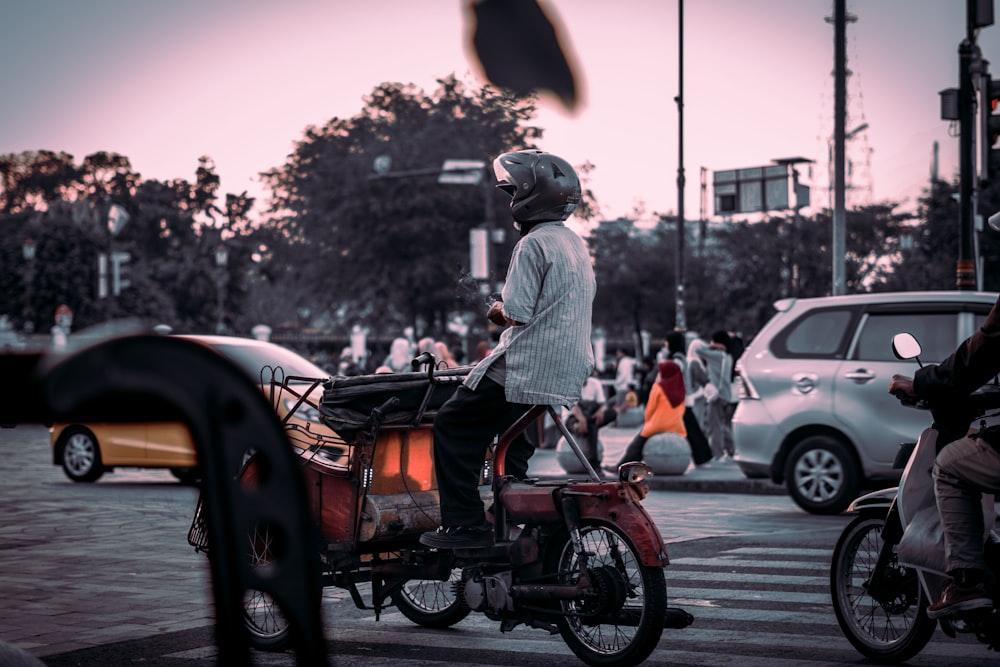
[
  {"x1": 697, "y1": 330, "x2": 736, "y2": 460},
  {"x1": 612, "y1": 346, "x2": 638, "y2": 407},
  {"x1": 666, "y1": 331, "x2": 713, "y2": 466}
]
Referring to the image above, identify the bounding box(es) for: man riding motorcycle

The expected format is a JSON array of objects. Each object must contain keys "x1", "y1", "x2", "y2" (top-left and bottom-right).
[{"x1": 888, "y1": 292, "x2": 1000, "y2": 618}]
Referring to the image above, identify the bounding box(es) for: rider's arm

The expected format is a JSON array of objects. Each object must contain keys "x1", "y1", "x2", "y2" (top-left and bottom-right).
[
  {"x1": 913, "y1": 295, "x2": 1000, "y2": 399},
  {"x1": 498, "y1": 235, "x2": 544, "y2": 327}
]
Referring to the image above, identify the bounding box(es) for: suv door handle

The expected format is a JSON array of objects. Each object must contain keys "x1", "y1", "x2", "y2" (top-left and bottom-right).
[{"x1": 844, "y1": 369, "x2": 876, "y2": 383}]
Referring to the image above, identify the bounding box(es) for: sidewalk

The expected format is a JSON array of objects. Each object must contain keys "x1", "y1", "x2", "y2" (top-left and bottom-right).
[{"x1": 525, "y1": 424, "x2": 786, "y2": 495}]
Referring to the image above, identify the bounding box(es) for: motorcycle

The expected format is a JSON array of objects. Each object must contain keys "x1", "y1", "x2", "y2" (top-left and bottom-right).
[
  {"x1": 830, "y1": 332, "x2": 1000, "y2": 662},
  {"x1": 189, "y1": 352, "x2": 691, "y2": 666}
]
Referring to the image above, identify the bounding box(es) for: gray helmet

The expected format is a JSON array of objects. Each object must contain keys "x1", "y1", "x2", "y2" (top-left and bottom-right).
[{"x1": 493, "y1": 150, "x2": 580, "y2": 223}]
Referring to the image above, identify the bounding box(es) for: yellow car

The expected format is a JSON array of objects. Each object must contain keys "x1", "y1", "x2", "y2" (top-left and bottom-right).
[{"x1": 50, "y1": 335, "x2": 339, "y2": 483}]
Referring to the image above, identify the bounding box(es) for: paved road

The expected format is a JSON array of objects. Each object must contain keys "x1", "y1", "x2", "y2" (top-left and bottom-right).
[
  {"x1": 40, "y1": 533, "x2": 995, "y2": 666},
  {"x1": 2, "y1": 424, "x2": 992, "y2": 665}
]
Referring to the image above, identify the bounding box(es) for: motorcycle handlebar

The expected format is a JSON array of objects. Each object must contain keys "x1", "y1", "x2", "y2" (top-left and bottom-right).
[
  {"x1": 894, "y1": 384, "x2": 1000, "y2": 413},
  {"x1": 410, "y1": 352, "x2": 436, "y2": 380}
]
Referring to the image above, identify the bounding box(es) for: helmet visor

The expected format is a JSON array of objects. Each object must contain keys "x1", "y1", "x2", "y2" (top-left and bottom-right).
[{"x1": 493, "y1": 155, "x2": 522, "y2": 197}]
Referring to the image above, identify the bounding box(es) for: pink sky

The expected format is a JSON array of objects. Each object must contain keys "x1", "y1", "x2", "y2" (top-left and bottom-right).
[{"x1": 1, "y1": 1, "x2": 997, "y2": 224}]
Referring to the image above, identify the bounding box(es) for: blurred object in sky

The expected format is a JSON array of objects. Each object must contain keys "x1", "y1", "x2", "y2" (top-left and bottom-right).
[{"x1": 466, "y1": 0, "x2": 580, "y2": 112}]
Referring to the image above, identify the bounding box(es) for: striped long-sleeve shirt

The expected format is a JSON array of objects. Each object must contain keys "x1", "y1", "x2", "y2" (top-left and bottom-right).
[{"x1": 466, "y1": 221, "x2": 596, "y2": 406}]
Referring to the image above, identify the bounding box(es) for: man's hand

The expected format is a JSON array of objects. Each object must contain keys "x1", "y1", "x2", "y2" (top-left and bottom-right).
[
  {"x1": 888, "y1": 374, "x2": 915, "y2": 397},
  {"x1": 487, "y1": 300, "x2": 507, "y2": 327}
]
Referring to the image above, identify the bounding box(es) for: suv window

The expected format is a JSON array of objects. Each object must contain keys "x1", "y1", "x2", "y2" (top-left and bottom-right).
[
  {"x1": 852, "y1": 312, "x2": 958, "y2": 363},
  {"x1": 781, "y1": 308, "x2": 853, "y2": 357}
]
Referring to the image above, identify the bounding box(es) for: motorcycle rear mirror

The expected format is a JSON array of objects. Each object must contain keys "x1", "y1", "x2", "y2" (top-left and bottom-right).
[
  {"x1": 990, "y1": 210, "x2": 1000, "y2": 232},
  {"x1": 891, "y1": 332, "x2": 922, "y2": 362}
]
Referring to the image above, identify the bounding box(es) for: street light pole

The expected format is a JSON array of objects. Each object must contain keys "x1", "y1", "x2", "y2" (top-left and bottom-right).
[{"x1": 674, "y1": 0, "x2": 687, "y2": 332}]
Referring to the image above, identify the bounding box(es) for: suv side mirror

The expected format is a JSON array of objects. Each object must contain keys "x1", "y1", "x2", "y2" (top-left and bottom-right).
[{"x1": 891, "y1": 332, "x2": 922, "y2": 362}]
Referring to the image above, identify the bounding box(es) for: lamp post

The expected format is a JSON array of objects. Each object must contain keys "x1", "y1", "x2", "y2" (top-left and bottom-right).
[
  {"x1": 214, "y1": 243, "x2": 228, "y2": 334},
  {"x1": 22, "y1": 238, "x2": 36, "y2": 334},
  {"x1": 674, "y1": 0, "x2": 686, "y2": 332}
]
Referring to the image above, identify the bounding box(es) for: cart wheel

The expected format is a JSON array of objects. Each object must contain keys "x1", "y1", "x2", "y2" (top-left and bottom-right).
[{"x1": 243, "y1": 521, "x2": 292, "y2": 651}]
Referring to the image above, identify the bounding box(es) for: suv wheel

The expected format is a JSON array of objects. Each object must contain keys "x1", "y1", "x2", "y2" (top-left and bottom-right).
[{"x1": 785, "y1": 436, "x2": 859, "y2": 514}]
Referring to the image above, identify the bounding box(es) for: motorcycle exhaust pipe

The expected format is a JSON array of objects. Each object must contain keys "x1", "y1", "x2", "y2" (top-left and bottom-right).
[
  {"x1": 371, "y1": 555, "x2": 453, "y2": 581},
  {"x1": 509, "y1": 582, "x2": 590, "y2": 601}
]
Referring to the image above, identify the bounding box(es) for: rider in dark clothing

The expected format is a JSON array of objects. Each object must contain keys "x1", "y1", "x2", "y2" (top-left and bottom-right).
[{"x1": 889, "y1": 294, "x2": 1000, "y2": 618}]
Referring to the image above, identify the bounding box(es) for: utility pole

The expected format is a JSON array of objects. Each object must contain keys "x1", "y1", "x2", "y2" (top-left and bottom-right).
[
  {"x1": 674, "y1": 0, "x2": 686, "y2": 331},
  {"x1": 957, "y1": 0, "x2": 991, "y2": 290},
  {"x1": 831, "y1": 0, "x2": 847, "y2": 296}
]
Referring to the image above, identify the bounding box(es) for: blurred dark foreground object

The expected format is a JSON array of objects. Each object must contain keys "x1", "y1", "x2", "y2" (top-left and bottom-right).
[
  {"x1": 0, "y1": 335, "x2": 328, "y2": 665},
  {"x1": 467, "y1": 0, "x2": 580, "y2": 111}
]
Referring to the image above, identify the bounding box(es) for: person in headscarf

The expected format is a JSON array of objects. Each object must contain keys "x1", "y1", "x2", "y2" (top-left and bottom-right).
[
  {"x1": 434, "y1": 341, "x2": 459, "y2": 368},
  {"x1": 695, "y1": 330, "x2": 736, "y2": 460},
  {"x1": 417, "y1": 337, "x2": 437, "y2": 356},
  {"x1": 474, "y1": 340, "x2": 493, "y2": 364},
  {"x1": 336, "y1": 346, "x2": 363, "y2": 377},
  {"x1": 686, "y1": 338, "x2": 712, "y2": 434},
  {"x1": 606, "y1": 359, "x2": 687, "y2": 469},
  {"x1": 382, "y1": 337, "x2": 413, "y2": 373}
]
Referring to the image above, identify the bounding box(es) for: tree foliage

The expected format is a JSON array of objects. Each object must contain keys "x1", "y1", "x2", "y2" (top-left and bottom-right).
[
  {"x1": 0, "y1": 151, "x2": 251, "y2": 333},
  {"x1": 4, "y1": 74, "x2": 1000, "y2": 356},
  {"x1": 255, "y1": 75, "x2": 596, "y2": 338}
]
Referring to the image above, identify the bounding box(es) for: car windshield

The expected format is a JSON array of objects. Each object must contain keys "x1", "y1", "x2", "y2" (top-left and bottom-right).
[{"x1": 208, "y1": 341, "x2": 329, "y2": 382}]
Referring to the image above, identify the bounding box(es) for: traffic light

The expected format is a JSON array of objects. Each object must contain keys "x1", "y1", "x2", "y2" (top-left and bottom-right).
[
  {"x1": 111, "y1": 251, "x2": 131, "y2": 296},
  {"x1": 983, "y1": 76, "x2": 1000, "y2": 183}
]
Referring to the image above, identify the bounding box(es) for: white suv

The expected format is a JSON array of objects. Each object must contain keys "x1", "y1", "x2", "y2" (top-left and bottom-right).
[{"x1": 733, "y1": 291, "x2": 997, "y2": 514}]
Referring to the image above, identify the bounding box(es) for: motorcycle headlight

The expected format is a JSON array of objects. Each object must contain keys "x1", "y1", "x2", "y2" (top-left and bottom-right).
[{"x1": 618, "y1": 461, "x2": 654, "y2": 485}]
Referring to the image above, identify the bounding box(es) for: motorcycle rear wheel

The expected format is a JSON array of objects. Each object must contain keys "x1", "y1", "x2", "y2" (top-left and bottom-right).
[
  {"x1": 391, "y1": 568, "x2": 470, "y2": 628},
  {"x1": 548, "y1": 522, "x2": 666, "y2": 667},
  {"x1": 830, "y1": 513, "x2": 936, "y2": 663}
]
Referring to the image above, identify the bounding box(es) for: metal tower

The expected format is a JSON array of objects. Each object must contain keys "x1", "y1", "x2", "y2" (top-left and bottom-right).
[{"x1": 822, "y1": 3, "x2": 875, "y2": 211}]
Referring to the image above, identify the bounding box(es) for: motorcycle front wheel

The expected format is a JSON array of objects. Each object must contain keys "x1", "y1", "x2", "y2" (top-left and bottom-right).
[
  {"x1": 391, "y1": 568, "x2": 470, "y2": 628},
  {"x1": 830, "y1": 513, "x2": 936, "y2": 663},
  {"x1": 548, "y1": 522, "x2": 666, "y2": 667}
]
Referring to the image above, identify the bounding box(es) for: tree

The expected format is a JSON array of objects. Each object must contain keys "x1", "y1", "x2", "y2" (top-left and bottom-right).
[
  {"x1": 257, "y1": 74, "x2": 596, "y2": 339},
  {"x1": 0, "y1": 151, "x2": 251, "y2": 333},
  {"x1": 700, "y1": 217, "x2": 788, "y2": 335}
]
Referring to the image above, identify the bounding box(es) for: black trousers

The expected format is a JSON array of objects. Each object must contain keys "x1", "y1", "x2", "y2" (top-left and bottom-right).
[
  {"x1": 565, "y1": 401, "x2": 604, "y2": 468},
  {"x1": 432, "y1": 377, "x2": 534, "y2": 527},
  {"x1": 615, "y1": 434, "x2": 649, "y2": 467}
]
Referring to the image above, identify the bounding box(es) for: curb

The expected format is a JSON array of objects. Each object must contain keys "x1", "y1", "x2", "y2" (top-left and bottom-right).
[
  {"x1": 643, "y1": 476, "x2": 787, "y2": 495},
  {"x1": 526, "y1": 426, "x2": 787, "y2": 496}
]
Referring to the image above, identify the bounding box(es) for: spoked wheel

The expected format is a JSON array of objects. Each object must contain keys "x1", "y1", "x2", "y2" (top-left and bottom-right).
[
  {"x1": 830, "y1": 514, "x2": 936, "y2": 663},
  {"x1": 244, "y1": 521, "x2": 292, "y2": 651},
  {"x1": 391, "y1": 568, "x2": 470, "y2": 628},
  {"x1": 549, "y1": 523, "x2": 666, "y2": 667}
]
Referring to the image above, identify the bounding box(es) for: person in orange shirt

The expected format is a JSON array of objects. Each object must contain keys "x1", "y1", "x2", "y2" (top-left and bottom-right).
[{"x1": 606, "y1": 359, "x2": 686, "y2": 470}]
